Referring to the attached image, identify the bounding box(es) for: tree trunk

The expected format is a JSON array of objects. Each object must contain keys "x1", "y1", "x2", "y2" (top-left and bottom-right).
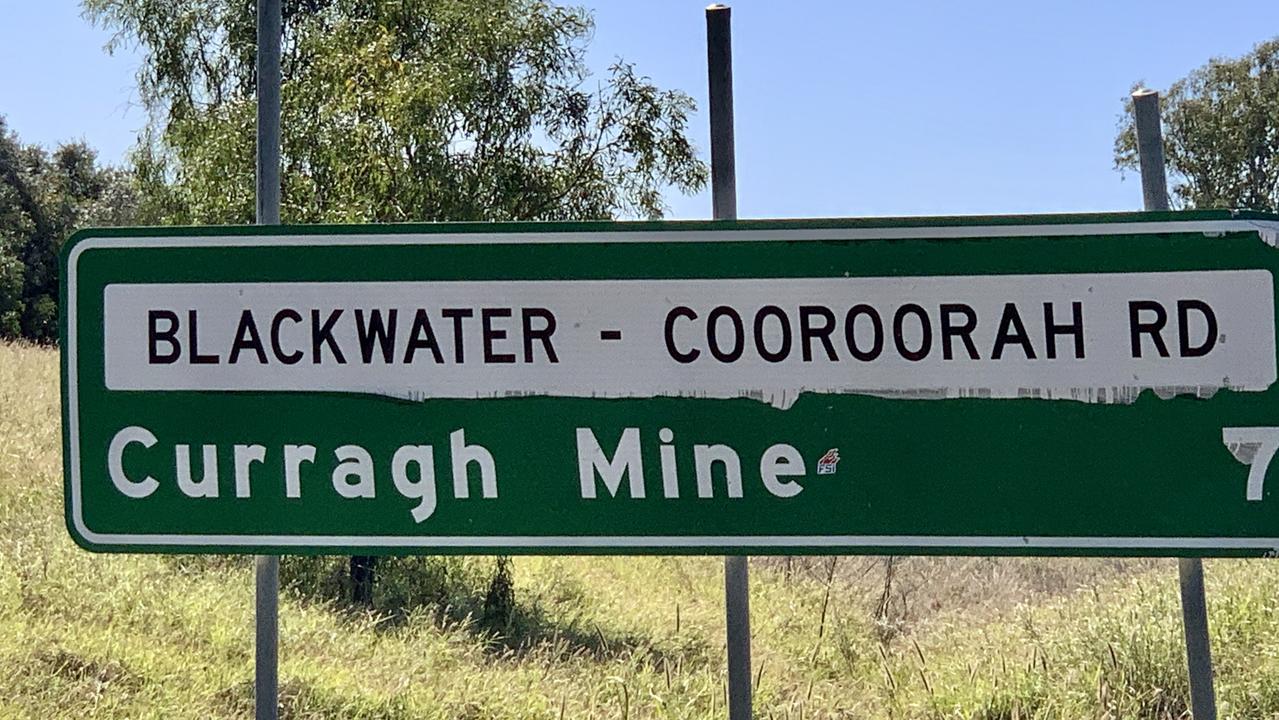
[{"x1": 350, "y1": 555, "x2": 376, "y2": 605}]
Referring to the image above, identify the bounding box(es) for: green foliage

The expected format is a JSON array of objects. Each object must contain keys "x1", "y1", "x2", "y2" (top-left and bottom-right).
[
  {"x1": 1116, "y1": 39, "x2": 1279, "y2": 211},
  {"x1": 84, "y1": 0, "x2": 708, "y2": 225},
  {"x1": 0, "y1": 117, "x2": 142, "y2": 342}
]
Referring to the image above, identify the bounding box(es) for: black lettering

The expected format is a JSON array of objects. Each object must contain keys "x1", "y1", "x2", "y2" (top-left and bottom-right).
[
  {"x1": 1129, "y1": 300, "x2": 1169, "y2": 358},
  {"x1": 356, "y1": 309, "x2": 398, "y2": 363},
  {"x1": 706, "y1": 306, "x2": 744, "y2": 362},
  {"x1": 441, "y1": 308, "x2": 473, "y2": 363},
  {"x1": 522, "y1": 308, "x2": 559, "y2": 363},
  {"x1": 892, "y1": 303, "x2": 932, "y2": 362},
  {"x1": 270, "y1": 309, "x2": 304, "y2": 365},
  {"x1": 481, "y1": 308, "x2": 516, "y2": 364},
  {"x1": 844, "y1": 304, "x2": 883, "y2": 361},
  {"x1": 665, "y1": 307, "x2": 699, "y2": 363},
  {"x1": 1178, "y1": 299, "x2": 1218, "y2": 357},
  {"x1": 753, "y1": 305, "x2": 792, "y2": 363},
  {"x1": 188, "y1": 310, "x2": 219, "y2": 364},
  {"x1": 403, "y1": 309, "x2": 443, "y2": 363},
  {"x1": 799, "y1": 305, "x2": 838, "y2": 361},
  {"x1": 228, "y1": 310, "x2": 268, "y2": 364},
  {"x1": 148, "y1": 310, "x2": 180, "y2": 364},
  {"x1": 991, "y1": 303, "x2": 1036, "y2": 360},
  {"x1": 310, "y1": 309, "x2": 346, "y2": 364},
  {"x1": 1044, "y1": 302, "x2": 1085, "y2": 360},
  {"x1": 939, "y1": 303, "x2": 978, "y2": 360}
]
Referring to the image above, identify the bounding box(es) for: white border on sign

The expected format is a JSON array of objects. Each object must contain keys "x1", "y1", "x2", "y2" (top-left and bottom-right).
[{"x1": 66, "y1": 219, "x2": 1279, "y2": 550}]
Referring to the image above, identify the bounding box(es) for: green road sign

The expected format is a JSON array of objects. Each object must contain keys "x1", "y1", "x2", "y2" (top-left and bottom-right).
[{"x1": 60, "y1": 211, "x2": 1279, "y2": 556}]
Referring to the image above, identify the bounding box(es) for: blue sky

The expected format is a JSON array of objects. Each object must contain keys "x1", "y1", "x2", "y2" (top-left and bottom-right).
[{"x1": 4, "y1": 1, "x2": 1279, "y2": 220}]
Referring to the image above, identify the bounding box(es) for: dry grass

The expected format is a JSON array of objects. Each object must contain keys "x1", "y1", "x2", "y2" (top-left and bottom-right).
[
  {"x1": 4, "y1": 340, "x2": 1279, "y2": 719},
  {"x1": 769, "y1": 556, "x2": 1161, "y2": 636}
]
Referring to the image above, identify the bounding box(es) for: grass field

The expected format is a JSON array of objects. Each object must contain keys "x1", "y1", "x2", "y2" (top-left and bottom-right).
[{"x1": 6, "y1": 340, "x2": 1279, "y2": 718}]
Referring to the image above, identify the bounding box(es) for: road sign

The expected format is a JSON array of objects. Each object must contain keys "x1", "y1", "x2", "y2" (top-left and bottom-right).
[{"x1": 60, "y1": 211, "x2": 1279, "y2": 555}]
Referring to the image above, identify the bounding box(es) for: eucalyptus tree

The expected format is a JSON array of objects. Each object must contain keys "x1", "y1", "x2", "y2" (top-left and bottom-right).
[
  {"x1": 85, "y1": 0, "x2": 708, "y2": 224},
  {"x1": 1116, "y1": 39, "x2": 1279, "y2": 211}
]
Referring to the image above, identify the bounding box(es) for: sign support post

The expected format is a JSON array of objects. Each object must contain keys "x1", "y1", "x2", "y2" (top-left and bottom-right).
[
  {"x1": 1133, "y1": 87, "x2": 1217, "y2": 720},
  {"x1": 706, "y1": 6, "x2": 752, "y2": 720},
  {"x1": 254, "y1": 0, "x2": 282, "y2": 718}
]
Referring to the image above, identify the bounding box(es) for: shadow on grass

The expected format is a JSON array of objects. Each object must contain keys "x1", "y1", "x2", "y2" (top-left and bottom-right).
[
  {"x1": 154, "y1": 553, "x2": 701, "y2": 666},
  {"x1": 275, "y1": 555, "x2": 703, "y2": 666}
]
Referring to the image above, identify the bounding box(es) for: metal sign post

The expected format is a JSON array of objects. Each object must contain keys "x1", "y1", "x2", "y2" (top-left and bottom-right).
[
  {"x1": 1132, "y1": 88, "x2": 1218, "y2": 720},
  {"x1": 705, "y1": 8, "x2": 752, "y2": 719},
  {"x1": 255, "y1": 0, "x2": 281, "y2": 718}
]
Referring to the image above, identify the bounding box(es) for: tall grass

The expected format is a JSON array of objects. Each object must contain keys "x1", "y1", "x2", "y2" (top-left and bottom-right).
[{"x1": 4, "y1": 340, "x2": 1279, "y2": 718}]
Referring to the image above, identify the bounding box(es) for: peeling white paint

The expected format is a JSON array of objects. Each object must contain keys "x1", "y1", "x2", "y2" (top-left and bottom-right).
[
  {"x1": 101, "y1": 271, "x2": 1277, "y2": 408},
  {"x1": 1245, "y1": 221, "x2": 1279, "y2": 248}
]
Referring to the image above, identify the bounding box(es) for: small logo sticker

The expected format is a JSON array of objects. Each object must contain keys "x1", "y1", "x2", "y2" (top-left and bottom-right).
[{"x1": 817, "y1": 448, "x2": 841, "y2": 475}]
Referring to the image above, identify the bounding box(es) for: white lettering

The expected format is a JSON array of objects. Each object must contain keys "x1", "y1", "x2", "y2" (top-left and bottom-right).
[
  {"x1": 392, "y1": 445, "x2": 438, "y2": 522},
  {"x1": 175, "y1": 444, "x2": 219, "y2": 498},
  {"x1": 577, "y1": 427, "x2": 645, "y2": 499},
  {"x1": 659, "y1": 427, "x2": 679, "y2": 498},
  {"x1": 233, "y1": 444, "x2": 266, "y2": 498},
  {"x1": 107, "y1": 426, "x2": 159, "y2": 498},
  {"x1": 760, "y1": 444, "x2": 805, "y2": 498},
  {"x1": 332, "y1": 445, "x2": 375, "y2": 498},
  {"x1": 1223, "y1": 427, "x2": 1279, "y2": 501},
  {"x1": 283, "y1": 444, "x2": 316, "y2": 498},
  {"x1": 694, "y1": 444, "x2": 742, "y2": 498},
  {"x1": 450, "y1": 429, "x2": 497, "y2": 499}
]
